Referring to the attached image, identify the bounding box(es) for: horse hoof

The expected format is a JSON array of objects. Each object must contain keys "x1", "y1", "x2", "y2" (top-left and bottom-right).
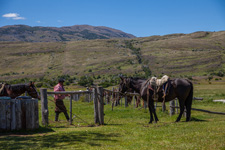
[{"x1": 149, "y1": 121, "x2": 153, "y2": 124}]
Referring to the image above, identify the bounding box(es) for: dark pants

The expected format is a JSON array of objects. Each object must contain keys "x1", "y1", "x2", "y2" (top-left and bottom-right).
[{"x1": 54, "y1": 99, "x2": 69, "y2": 121}]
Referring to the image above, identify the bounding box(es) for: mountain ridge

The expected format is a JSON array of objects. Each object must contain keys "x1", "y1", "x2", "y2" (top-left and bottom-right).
[{"x1": 0, "y1": 24, "x2": 136, "y2": 42}]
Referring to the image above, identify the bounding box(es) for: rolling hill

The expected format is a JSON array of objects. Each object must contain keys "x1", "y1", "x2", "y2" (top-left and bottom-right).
[{"x1": 0, "y1": 29, "x2": 225, "y2": 82}]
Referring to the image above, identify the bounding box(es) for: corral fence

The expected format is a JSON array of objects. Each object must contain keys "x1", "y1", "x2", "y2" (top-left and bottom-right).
[
  {"x1": 40, "y1": 88, "x2": 93, "y2": 126},
  {"x1": 40, "y1": 86, "x2": 141, "y2": 126},
  {"x1": 40, "y1": 86, "x2": 225, "y2": 127}
]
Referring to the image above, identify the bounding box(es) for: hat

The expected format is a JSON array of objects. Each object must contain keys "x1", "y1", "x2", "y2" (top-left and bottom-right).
[{"x1": 58, "y1": 78, "x2": 65, "y2": 82}]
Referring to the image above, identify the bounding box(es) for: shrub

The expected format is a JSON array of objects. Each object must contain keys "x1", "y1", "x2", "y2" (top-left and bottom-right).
[
  {"x1": 78, "y1": 76, "x2": 93, "y2": 86},
  {"x1": 216, "y1": 70, "x2": 224, "y2": 77},
  {"x1": 36, "y1": 82, "x2": 43, "y2": 88},
  {"x1": 99, "y1": 80, "x2": 113, "y2": 88}
]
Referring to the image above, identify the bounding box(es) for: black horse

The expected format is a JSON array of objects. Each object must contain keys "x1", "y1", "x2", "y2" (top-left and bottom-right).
[
  {"x1": 119, "y1": 76, "x2": 193, "y2": 123},
  {"x1": 0, "y1": 82, "x2": 40, "y2": 99}
]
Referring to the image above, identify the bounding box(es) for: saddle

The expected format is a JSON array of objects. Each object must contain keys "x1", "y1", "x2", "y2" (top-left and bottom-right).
[
  {"x1": 148, "y1": 75, "x2": 170, "y2": 101},
  {"x1": 0, "y1": 83, "x2": 6, "y2": 95}
]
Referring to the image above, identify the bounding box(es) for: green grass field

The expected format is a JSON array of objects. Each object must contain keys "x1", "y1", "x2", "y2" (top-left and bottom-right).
[{"x1": 0, "y1": 82, "x2": 225, "y2": 150}]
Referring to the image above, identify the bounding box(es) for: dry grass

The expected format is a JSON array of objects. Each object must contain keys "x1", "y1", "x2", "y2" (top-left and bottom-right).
[{"x1": 0, "y1": 31, "x2": 225, "y2": 80}]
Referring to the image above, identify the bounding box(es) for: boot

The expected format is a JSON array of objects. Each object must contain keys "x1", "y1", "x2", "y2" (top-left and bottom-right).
[
  {"x1": 64, "y1": 111, "x2": 70, "y2": 121},
  {"x1": 55, "y1": 112, "x2": 59, "y2": 121}
]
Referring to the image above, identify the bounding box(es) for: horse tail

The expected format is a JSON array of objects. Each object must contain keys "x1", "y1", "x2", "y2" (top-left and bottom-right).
[
  {"x1": 186, "y1": 80, "x2": 193, "y2": 104},
  {"x1": 185, "y1": 80, "x2": 193, "y2": 121}
]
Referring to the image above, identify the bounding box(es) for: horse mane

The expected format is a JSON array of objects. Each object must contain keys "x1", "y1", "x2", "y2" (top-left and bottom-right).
[{"x1": 130, "y1": 77, "x2": 146, "y2": 80}]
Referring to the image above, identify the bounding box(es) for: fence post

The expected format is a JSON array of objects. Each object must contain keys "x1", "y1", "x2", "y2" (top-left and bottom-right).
[
  {"x1": 97, "y1": 86, "x2": 104, "y2": 125},
  {"x1": 69, "y1": 94, "x2": 73, "y2": 125},
  {"x1": 40, "y1": 88, "x2": 48, "y2": 126},
  {"x1": 93, "y1": 87, "x2": 99, "y2": 124},
  {"x1": 120, "y1": 94, "x2": 122, "y2": 106},
  {"x1": 175, "y1": 99, "x2": 178, "y2": 114},
  {"x1": 170, "y1": 100, "x2": 175, "y2": 116},
  {"x1": 183, "y1": 108, "x2": 187, "y2": 117},
  {"x1": 125, "y1": 96, "x2": 128, "y2": 107},
  {"x1": 144, "y1": 100, "x2": 147, "y2": 109},
  {"x1": 162, "y1": 102, "x2": 166, "y2": 112},
  {"x1": 106, "y1": 92, "x2": 109, "y2": 105}
]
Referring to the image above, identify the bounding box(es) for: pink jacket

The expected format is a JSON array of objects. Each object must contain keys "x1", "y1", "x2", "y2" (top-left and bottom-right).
[{"x1": 54, "y1": 83, "x2": 66, "y2": 100}]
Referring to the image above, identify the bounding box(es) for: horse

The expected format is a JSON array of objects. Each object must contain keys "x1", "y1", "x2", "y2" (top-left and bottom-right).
[
  {"x1": 119, "y1": 76, "x2": 193, "y2": 123},
  {"x1": 0, "y1": 82, "x2": 40, "y2": 99}
]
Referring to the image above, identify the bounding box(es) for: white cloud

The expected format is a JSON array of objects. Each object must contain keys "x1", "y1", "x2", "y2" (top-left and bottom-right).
[
  {"x1": 2, "y1": 13, "x2": 26, "y2": 20},
  {"x1": 2, "y1": 13, "x2": 18, "y2": 18},
  {"x1": 13, "y1": 16, "x2": 25, "y2": 20},
  {"x1": 36, "y1": 21, "x2": 41, "y2": 23}
]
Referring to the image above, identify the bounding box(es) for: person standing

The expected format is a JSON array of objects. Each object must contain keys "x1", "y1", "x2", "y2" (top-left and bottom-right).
[{"x1": 54, "y1": 78, "x2": 70, "y2": 121}]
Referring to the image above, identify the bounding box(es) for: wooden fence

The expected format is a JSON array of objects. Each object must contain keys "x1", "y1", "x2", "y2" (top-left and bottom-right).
[
  {"x1": 0, "y1": 99, "x2": 39, "y2": 131},
  {"x1": 41, "y1": 85, "x2": 225, "y2": 127},
  {"x1": 40, "y1": 86, "x2": 142, "y2": 126},
  {"x1": 40, "y1": 88, "x2": 93, "y2": 125}
]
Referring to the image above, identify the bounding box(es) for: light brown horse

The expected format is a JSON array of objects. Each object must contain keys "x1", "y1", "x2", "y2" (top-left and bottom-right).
[{"x1": 0, "y1": 82, "x2": 40, "y2": 99}]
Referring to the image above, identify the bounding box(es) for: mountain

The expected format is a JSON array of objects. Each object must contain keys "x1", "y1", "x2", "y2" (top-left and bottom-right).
[{"x1": 0, "y1": 25, "x2": 136, "y2": 42}]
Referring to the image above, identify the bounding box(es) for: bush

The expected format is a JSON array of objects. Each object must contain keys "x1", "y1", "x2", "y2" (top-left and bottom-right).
[
  {"x1": 216, "y1": 71, "x2": 224, "y2": 77},
  {"x1": 36, "y1": 82, "x2": 43, "y2": 88},
  {"x1": 99, "y1": 80, "x2": 113, "y2": 88},
  {"x1": 78, "y1": 76, "x2": 93, "y2": 86},
  {"x1": 142, "y1": 65, "x2": 152, "y2": 78}
]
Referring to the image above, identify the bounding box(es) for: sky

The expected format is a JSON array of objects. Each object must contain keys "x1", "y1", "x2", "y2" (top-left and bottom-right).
[{"x1": 0, "y1": 0, "x2": 224, "y2": 37}]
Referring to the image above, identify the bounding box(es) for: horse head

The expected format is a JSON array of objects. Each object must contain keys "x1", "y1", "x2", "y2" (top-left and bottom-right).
[
  {"x1": 119, "y1": 76, "x2": 131, "y2": 94},
  {"x1": 26, "y1": 81, "x2": 40, "y2": 99}
]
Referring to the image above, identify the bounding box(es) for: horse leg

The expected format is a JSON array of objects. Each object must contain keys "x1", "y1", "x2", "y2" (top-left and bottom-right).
[
  {"x1": 176, "y1": 99, "x2": 185, "y2": 122},
  {"x1": 150, "y1": 100, "x2": 159, "y2": 122},
  {"x1": 148, "y1": 103, "x2": 154, "y2": 124},
  {"x1": 185, "y1": 93, "x2": 193, "y2": 122},
  {"x1": 185, "y1": 105, "x2": 191, "y2": 122}
]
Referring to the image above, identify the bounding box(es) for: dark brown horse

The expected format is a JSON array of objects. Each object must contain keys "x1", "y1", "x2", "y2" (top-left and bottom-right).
[
  {"x1": 119, "y1": 76, "x2": 193, "y2": 123},
  {"x1": 0, "y1": 82, "x2": 40, "y2": 99}
]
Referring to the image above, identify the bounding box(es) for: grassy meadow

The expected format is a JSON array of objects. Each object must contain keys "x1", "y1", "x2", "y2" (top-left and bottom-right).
[{"x1": 0, "y1": 81, "x2": 225, "y2": 150}]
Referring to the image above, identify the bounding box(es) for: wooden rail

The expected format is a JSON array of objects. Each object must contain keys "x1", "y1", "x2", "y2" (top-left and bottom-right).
[
  {"x1": 40, "y1": 86, "x2": 208, "y2": 127},
  {"x1": 47, "y1": 91, "x2": 91, "y2": 94},
  {"x1": 40, "y1": 87, "x2": 104, "y2": 126}
]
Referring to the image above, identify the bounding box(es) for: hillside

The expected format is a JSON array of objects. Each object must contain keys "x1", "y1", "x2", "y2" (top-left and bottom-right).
[
  {"x1": 0, "y1": 25, "x2": 136, "y2": 42},
  {"x1": 0, "y1": 31, "x2": 225, "y2": 81}
]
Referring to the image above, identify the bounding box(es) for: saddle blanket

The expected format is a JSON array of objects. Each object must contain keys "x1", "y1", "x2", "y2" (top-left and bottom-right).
[{"x1": 150, "y1": 75, "x2": 169, "y2": 87}]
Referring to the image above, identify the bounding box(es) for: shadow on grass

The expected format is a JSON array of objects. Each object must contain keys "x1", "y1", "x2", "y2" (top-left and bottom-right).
[
  {"x1": 0, "y1": 127, "x2": 120, "y2": 149},
  {"x1": 104, "y1": 123, "x2": 123, "y2": 126},
  {"x1": 0, "y1": 126, "x2": 55, "y2": 136},
  {"x1": 190, "y1": 117, "x2": 208, "y2": 122}
]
